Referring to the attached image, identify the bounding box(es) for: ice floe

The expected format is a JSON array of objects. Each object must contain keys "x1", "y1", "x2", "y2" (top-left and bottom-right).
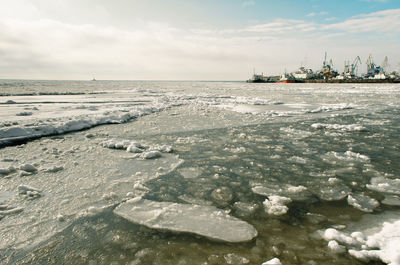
[
  {"x1": 327, "y1": 240, "x2": 347, "y2": 253},
  {"x1": 347, "y1": 194, "x2": 379, "y2": 213},
  {"x1": 211, "y1": 186, "x2": 234, "y2": 206},
  {"x1": 178, "y1": 195, "x2": 213, "y2": 206},
  {"x1": 233, "y1": 202, "x2": 259, "y2": 217},
  {"x1": 316, "y1": 184, "x2": 351, "y2": 201},
  {"x1": 113, "y1": 198, "x2": 258, "y2": 242},
  {"x1": 101, "y1": 139, "x2": 173, "y2": 160},
  {"x1": 367, "y1": 177, "x2": 400, "y2": 195},
  {"x1": 382, "y1": 195, "x2": 400, "y2": 206}
]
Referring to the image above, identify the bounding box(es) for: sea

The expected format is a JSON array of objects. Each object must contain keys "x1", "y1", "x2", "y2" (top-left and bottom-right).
[{"x1": 0, "y1": 79, "x2": 399, "y2": 265}]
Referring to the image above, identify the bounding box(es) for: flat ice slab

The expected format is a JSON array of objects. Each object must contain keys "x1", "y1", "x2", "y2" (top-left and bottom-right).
[{"x1": 113, "y1": 198, "x2": 258, "y2": 243}]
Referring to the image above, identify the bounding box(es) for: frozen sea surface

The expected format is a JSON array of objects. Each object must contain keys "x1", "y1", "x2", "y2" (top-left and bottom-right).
[{"x1": 1, "y1": 80, "x2": 400, "y2": 264}]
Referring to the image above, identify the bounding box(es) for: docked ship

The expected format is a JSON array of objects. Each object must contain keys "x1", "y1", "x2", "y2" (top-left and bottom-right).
[{"x1": 247, "y1": 53, "x2": 400, "y2": 83}]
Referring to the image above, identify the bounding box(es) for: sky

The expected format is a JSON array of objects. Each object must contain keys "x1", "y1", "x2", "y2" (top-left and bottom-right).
[{"x1": 0, "y1": 0, "x2": 399, "y2": 80}]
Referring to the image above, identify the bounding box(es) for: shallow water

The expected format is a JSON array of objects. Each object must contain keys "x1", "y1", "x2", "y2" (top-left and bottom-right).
[{"x1": 1, "y1": 80, "x2": 399, "y2": 264}]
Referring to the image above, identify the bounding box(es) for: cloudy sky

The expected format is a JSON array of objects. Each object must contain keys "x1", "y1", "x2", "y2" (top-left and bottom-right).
[{"x1": 0, "y1": 0, "x2": 399, "y2": 80}]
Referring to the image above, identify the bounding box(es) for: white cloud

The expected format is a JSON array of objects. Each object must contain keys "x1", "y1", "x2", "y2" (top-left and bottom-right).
[
  {"x1": 307, "y1": 11, "x2": 328, "y2": 17},
  {"x1": 325, "y1": 17, "x2": 337, "y2": 21},
  {"x1": 360, "y1": 0, "x2": 388, "y2": 2},
  {"x1": 322, "y1": 9, "x2": 400, "y2": 33},
  {"x1": 0, "y1": 7, "x2": 399, "y2": 80},
  {"x1": 242, "y1": 1, "x2": 255, "y2": 7}
]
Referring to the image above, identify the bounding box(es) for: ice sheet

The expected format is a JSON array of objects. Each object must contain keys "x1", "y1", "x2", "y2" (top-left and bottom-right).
[{"x1": 114, "y1": 198, "x2": 258, "y2": 243}]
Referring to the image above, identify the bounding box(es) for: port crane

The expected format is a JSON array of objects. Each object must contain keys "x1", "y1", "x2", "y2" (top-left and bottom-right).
[{"x1": 350, "y1": 56, "x2": 361, "y2": 77}]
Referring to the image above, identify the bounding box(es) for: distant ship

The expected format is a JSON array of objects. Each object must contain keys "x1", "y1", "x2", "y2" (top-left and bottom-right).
[{"x1": 92, "y1": 78, "x2": 96, "y2": 81}]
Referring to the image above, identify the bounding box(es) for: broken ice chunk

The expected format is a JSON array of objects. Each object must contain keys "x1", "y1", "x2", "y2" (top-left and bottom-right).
[
  {"x1": 382, "y1": 195, "x2": 400, "y2": 206},
  {"x1": 316, "y1": 184, "x2": 351, "y2": 201},
  {"x1": 18, "y1": 185, "x2": 42, "y2": 199},
  {"x1": 233, "y1": 202, "x2": 259, "y2": 217},
  {"x1": 18, "y1": 185, "x2": 41, "y2": 194},
  {"x1": 322, "y1": 228, "x2": 357, "y2": 245},
  {"x1": 141, "y1": 151, "x2": 162, "y2": 159},
  {"x1": 367, "y1": 177, "x2": 400, "y2": 195},
  {"x1": 113, "y1": 198, "x2": 258, "y2": 243},
  {"x1": 157, "y1": 145, "x2": 173, "y2": 153},
  {"x1": 178, "y1": 195, "x2": 213, "y2": 206},
  {"x1": 252, "y1": 184, "x2": 311, "y2": 201},
  {"x1": 0, "y1": 166, "x2": 16, "y2": 176},
  {"x1": 19, "y1": 164, "x2": 38, "y2": 173},
  {"x1": 126, "y1": 145, "x2": 143, "y2": 153},
  {"x1": 42, "y1": 165, "x2": 64, "y2": 173},
  {"x1": 347, "y1": 194, "x2": 379, "y2": 213},
  {"x1": 327, "y1": 240, "x2": 346, "y2": 253},
  {"x1": 211, "y1": 187, "x2": 233, "y2": 206},
  {"x1": 263, "y1": 195, "x2": 291, "y2": 216}
]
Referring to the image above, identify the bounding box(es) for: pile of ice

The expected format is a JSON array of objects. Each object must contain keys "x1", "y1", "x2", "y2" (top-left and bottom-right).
[
  {"x1": 101, "y1": 139, "x2": 173, "y2": 159},
  {"x1": 263, "y1": 195, "x2": 291, "y2": 216},
  {"x1": 0, "y1": 163, "x2": 64, "y2": 178},
  {"x1": 322, "y1": 220, "x2": 400, "y2": 265},
  {"x1": 113, "y1": 197, "x2": 258, "y2": 243},
  {"x1": 252, "y1": 183, "x2": 311, "y2": 202},
  {"x1": 0, "y1": 105, "x2": 168, "y2": 146},
  {"x1": 253, "y1": 183, "x2": 313, "y2": 214}
]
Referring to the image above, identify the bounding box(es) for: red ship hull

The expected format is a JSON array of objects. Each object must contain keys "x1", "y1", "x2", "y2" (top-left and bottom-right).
[{"x1": 276, "y1": 80, "x2": 296, "y2": 83}]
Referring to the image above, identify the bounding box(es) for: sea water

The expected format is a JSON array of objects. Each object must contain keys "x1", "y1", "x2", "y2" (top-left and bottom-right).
[{"x1": 0, "y1": 80, "x2": 399, "y2": 264}]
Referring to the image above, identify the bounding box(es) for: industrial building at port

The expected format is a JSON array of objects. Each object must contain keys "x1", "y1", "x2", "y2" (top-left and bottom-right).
[{"x1": 248, "y1": 53, "x2": 400, "y2": 83}]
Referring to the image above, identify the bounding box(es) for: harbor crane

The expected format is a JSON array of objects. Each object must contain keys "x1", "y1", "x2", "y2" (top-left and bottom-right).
[
  {"x1": 343, "y1": 56, "x2": 361, "y2": 78},
  {"x1": 351, "y1": 56, "x2": 361, "y2": 76}
]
